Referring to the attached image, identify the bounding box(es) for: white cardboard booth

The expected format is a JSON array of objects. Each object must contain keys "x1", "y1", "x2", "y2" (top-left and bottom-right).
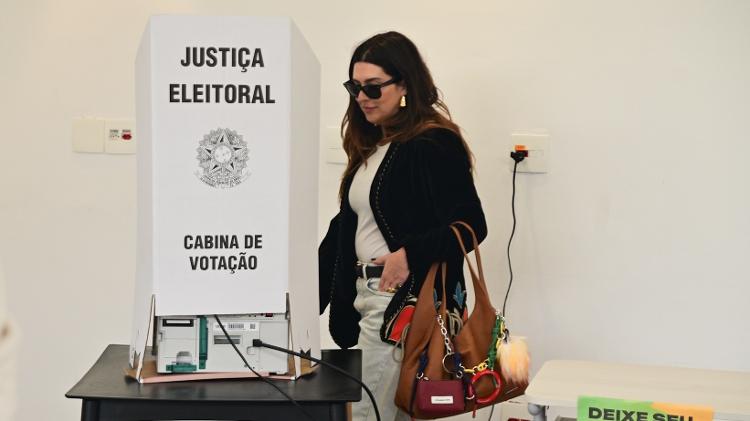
[{"x1": 129, "y1": 15, "x2": 320, "y2": 381}]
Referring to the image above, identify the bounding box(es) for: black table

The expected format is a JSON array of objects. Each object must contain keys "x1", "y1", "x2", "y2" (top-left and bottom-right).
[{"x1": 66, "y1": 344, "x2": 362, "y2": 421}]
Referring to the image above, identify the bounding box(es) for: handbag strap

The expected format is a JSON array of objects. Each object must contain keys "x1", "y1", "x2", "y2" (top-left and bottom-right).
[
  {"x1": 450, "y1": 221, "x2": 485, "y2": 280},
  {"x1": 449, "y1": 222, "x2": 493, "y2": 311},
  {"x1": 439, "y1": 262, "x2": 448, "y2": 313},
  {"x1": 404, "y1": 263, "x2": 441, "y2": 353}
]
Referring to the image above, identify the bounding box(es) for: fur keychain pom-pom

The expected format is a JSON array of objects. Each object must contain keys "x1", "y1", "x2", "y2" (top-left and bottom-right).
[{"x1": 498, "y1": 336, "x2": 530, "y2": 384}]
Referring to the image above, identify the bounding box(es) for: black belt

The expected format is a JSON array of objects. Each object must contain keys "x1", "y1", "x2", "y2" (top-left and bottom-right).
[{"x1": 355, "y1": 262, "x2": 384, "y2": 279}]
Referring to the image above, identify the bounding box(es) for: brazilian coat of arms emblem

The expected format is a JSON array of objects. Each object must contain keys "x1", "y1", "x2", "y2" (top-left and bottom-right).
[{"x1": 195, "y1": 128, "x2": 250, "y2": 188}]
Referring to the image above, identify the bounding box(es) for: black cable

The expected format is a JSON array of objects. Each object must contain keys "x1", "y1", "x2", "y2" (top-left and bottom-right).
[
  {"x1": 213, "y1": 315, "x2": 315, "y2": 421},
  {"x1": 491, "y1": 155, "x2": 523, "y2": 421},
  {"x1": 254, "y1": 339, "x2": 382, "y2": 421},
  {"x1": 503, "y1": 159, "x2": 519, "y2": 316}
]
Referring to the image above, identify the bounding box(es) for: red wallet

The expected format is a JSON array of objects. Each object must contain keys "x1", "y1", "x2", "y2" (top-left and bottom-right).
[{"x1": 415, "y1": 379, "x2": 465, "y2": 417}]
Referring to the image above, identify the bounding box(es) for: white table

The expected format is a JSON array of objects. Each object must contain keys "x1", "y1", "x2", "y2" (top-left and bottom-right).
[{"x1": 525, "y1": 360, "x2": 750, "y2": 421}]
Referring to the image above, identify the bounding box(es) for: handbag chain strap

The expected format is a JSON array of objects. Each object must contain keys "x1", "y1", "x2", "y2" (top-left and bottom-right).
[
  {"x1": 436, "y1": 314, "x2": 453, "y2": 355},
  {"x1": 437, "y1": 314, "x2": 467, "y2": 379},
  {"x1": 463, "y1": 312, "x2": 506, "y2": 375},
  {"x1": 487, "y1": 312, "x2": 506, "y2": 370}
]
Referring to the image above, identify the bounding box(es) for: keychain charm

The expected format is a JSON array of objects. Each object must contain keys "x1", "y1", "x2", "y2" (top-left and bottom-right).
[{"x1": 472, "y1": 369, "x2": 503, "y2": 404}]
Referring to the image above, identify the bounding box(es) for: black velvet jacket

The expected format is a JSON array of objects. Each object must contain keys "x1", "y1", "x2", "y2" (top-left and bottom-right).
[{"x1": 318, "y1": 128, "x2": 487, "y2": 349}]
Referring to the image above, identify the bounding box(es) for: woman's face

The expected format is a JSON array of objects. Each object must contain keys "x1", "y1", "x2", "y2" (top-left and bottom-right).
[{"x1": 351, "y1": 62, "x2": 406, "y2": 126}]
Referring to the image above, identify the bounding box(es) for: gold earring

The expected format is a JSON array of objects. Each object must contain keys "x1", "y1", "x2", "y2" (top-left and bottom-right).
[{"x1": 400, "y1": 95, "x2": 407, "y2": 108}]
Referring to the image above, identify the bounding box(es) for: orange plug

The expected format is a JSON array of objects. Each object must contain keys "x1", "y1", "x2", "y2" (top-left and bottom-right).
[{"x1": 511, "y1": 145, "x2": 528, "y2": 162}]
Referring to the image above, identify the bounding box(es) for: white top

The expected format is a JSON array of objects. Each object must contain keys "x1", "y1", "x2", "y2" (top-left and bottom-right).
[
  {"x1": 349, "y1": 144, "x2": 390, "y2": 264},
  {"x1": 525, "y1": 360, "x2": 750, "y2": 421}
]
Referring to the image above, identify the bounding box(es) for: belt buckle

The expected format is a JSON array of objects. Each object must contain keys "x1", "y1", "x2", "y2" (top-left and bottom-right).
[{"x1": 356, "y1": 261, "x2": 368, "y2": 279}]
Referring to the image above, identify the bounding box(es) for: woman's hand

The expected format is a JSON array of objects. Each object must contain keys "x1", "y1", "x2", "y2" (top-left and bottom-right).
[{"x1": 372, "y1": 248, "x2": 410, "y2": 292}]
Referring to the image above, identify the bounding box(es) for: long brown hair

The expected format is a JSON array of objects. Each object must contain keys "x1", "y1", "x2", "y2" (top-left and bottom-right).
[{"x1": 339, "y1": 31, "x2": 473, "y2": 200}]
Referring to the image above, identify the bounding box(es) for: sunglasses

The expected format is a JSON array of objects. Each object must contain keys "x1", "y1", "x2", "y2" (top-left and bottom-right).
[{"x1": 343, "y1": 78, "x2": 400, "y2": 99}]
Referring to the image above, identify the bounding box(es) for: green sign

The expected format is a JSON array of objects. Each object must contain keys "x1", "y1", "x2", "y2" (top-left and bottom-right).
[{"x1": 578, "y1": 396, "x2": 713, "y2": 421}]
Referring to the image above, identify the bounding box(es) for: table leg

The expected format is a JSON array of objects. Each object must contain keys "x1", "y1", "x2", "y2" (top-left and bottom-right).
[
  {"x1": 329, "y1": 402, "x2": 349, "y2": 421},
  {"x1": 81, "y1": 400, "x2": 100, "y2": 421},
  {"x1": 528, "y1": 403, "x2": 547, "y2": 421}
]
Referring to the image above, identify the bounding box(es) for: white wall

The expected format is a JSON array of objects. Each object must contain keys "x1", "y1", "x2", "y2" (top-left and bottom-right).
[{"x1": 0, "y1": 1, "x2": 748, "y2": 420}]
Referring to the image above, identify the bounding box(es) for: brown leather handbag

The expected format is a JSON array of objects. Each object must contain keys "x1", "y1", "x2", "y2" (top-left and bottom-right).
[{"x1": 395, "y1": 222, "x2": 527, "y2": 419}]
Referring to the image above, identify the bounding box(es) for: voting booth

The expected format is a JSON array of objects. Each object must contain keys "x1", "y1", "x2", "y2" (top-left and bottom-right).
[{"x1": 129, "y1": 15, "x2": 320, "y2": 380}]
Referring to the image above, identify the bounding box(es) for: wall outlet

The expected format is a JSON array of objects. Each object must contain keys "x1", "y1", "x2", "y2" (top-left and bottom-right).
[
  {"x1": 104, "y1": 119, "x2": 135, "y2": 154},
  {"x1": 73, "y1": 117, "x2": 135, "y2": 154},
  {"x1": 510, "y1": 132, "x2": 549, "y2": 173}
]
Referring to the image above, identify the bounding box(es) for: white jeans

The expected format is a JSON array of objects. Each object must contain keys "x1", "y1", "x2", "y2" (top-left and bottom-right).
[{"x1": 351, "y1": 278, "x2": 411, "y2": 421}]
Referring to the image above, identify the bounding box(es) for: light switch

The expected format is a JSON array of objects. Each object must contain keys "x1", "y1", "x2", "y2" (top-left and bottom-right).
[{"x1": 72, "y1": 118, "x2": 105, "y2": 153}]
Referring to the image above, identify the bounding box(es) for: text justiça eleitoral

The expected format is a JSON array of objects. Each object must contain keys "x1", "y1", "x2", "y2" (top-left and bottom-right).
[{"x1": 169, "y1": 46, "x2": 275, "y2": 104}]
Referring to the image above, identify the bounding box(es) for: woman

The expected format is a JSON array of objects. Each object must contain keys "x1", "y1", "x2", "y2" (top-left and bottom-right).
[{"x1": 319, "y1": 31, "x2": 487, "y2": 421}]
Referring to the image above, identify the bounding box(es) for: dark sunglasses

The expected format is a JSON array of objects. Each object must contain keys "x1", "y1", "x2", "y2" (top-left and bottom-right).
[{"x1": 343, "y1": 78, "x2": 400, "y2": 99}]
